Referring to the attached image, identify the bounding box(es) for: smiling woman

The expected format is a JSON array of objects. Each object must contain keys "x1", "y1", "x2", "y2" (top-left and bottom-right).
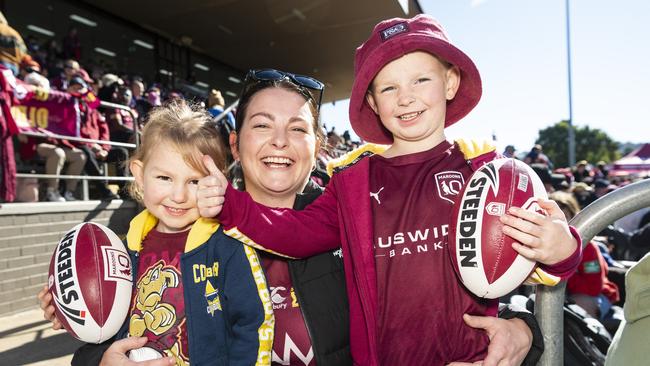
[
  {"x1": 233, "y1": 87, "x2": 320, "y2": 206},
  {"x1": 229, "y1": 69, "x2": 351, "y2": 366}
]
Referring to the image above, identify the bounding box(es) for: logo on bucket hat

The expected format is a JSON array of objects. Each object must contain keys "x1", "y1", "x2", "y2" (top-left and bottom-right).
[{"x1": 380, "y1": 22, "x2": 409, "y2": 41}]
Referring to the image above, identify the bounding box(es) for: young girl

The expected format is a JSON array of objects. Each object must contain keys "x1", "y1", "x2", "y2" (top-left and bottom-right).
[{"x1": 39, "y1": 101, "x2": 273, "y2": 366}]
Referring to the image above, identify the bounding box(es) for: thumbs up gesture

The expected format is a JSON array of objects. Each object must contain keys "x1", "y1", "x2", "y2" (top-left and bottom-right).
[{"x1": 197, "y1": 155, "x2": 229, "y2": 218}]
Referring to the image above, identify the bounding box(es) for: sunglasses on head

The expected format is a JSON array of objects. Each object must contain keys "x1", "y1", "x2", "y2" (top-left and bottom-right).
[{"x1": 244, "y1": 69, "x2": 324, "y2": 110}]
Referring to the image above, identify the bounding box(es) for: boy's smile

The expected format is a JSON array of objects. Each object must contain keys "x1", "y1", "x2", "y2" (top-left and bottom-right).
[
  {"x1": 366, "y1": 51, "x2": 460, "y2": 157},
  {"x1": 398, "y1": 110, "x2": 424, "y2": 122}
]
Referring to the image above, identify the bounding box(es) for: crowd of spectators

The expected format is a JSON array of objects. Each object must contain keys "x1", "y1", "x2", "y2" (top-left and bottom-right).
[
  {"x1": 12, "y1": 53, "x2": 160, "y2": 201},
  {"x1": 0, "y1": 10, "x2": 369, "y2": 204},
  {"x1": 0, "y1": 13, "x2": 213, "y2": 202}
]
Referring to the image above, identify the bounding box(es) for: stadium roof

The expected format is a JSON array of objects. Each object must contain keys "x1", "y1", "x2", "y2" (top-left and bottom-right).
[{"x1": 82, "y1": 0, "x2": 423, "y2": 102}]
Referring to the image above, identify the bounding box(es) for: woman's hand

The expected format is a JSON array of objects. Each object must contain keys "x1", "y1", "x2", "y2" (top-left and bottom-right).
[
  {"x1": 197, "y1": 155, "x2": 229, "y2": 218},
  {"x1": 99, "y1": 337, "x2": 174, "y2": 366},
  {"x1": 500, "y1": 198, "x2": 578, "y2": 265},
  {"x1": 447, "y1": 314, "x2": 531, "y2": 366},
  {"x1": 37, "y1": 285, "x2": 62, "y2": 330}
]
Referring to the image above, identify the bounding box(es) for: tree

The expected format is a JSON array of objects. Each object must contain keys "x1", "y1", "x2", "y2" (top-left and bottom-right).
[{"x1": 535, "y1": 121, "x2": 620, "y2": 168}]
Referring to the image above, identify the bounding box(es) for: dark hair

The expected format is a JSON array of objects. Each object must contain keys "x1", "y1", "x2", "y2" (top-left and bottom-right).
[
  {"x1": 234, "y1": 79, "x2": 325, "y2": 144},
  {"x1": 229, "y1": 79, "x2": 326, "y2": 190}
]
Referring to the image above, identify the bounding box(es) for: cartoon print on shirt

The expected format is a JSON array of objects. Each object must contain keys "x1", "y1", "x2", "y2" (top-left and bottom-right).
[{"x1": 130, "y1": 262, "x2": 180, "y2": 337}]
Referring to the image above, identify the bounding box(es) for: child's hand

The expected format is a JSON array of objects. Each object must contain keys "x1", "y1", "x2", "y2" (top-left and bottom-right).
[
  {"x1": 99, "y1": 337, "x2": 175, "y2": 365},
  {"x1": 37, "y1": 285, "x2": 62, "y2": 330},
  {"x1": 197, "y1": 155, "x2": 229, "y2": 218},
  {"x1": 500, "y1": 198, "x2": 578, "y2": 265}
]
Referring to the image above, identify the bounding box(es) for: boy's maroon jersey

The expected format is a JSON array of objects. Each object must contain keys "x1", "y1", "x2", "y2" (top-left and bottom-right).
[{"x1": 370, "y1": 140, "x2": 491, "y2": 364}]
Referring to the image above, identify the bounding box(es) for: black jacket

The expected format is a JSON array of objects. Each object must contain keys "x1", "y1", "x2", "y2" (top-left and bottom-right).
[{"x1": 272, "y1": 180, "x2": 352, "y2": 366}]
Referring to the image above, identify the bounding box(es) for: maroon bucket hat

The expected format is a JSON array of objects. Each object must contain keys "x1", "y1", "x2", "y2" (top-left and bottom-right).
[{"x1": 349, "y1": 14, "x2": 482, "y2": 144}]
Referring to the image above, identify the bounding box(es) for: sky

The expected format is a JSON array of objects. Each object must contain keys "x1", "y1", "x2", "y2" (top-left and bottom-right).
[{"x1": 320, "y1": 0, "x2": 650, "y2": 154}]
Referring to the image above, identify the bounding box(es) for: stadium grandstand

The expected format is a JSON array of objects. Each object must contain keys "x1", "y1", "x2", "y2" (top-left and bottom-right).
[{"x1": 0, "y1": 0, "x2": 422, "y2": 364}]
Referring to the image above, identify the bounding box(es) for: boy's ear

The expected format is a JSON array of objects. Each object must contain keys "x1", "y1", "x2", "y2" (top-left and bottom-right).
[
  {"x1": 229, "y1": 131, "x2": 240, "y2": 161},
  {"x1": 365, "y1": 91, "x2": 379, "y2": 114},
  {"x1": 130, "y1": 159, "x2": 144, "y2": 189},
  {"x1": 445, "y1": 66, "x2": 461, "y2": 100}
]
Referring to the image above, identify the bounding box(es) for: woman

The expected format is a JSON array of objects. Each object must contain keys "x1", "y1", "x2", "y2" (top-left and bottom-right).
[{"x1": 229, "y1": 70, "x2": 350, "y2": 365}]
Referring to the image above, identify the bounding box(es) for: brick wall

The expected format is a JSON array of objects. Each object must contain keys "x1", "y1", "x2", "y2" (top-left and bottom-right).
[{"x1": 0, "y1": 201, "x2": 140, "y2": 316}]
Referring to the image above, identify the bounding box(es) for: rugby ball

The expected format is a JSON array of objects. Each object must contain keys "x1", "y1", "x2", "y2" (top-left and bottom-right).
[
  {"x1": 47, "y1": 222, "x2": 133, "y2": 343},
  {"x1": 448, "y1": 158, "x2": 548, "y2": 299}
]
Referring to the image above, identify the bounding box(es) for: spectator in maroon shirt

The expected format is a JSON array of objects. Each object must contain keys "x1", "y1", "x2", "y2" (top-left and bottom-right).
[
  {"x1": 50, "y1": 59, "x2": 79, "y2": 91},
  {"x1": 105, "y1": 84, "x2": 139, "y2": 144},
  {"x1": 67, "y1": 77, "x2": 125, "y2": 199},
  {"x1": 62, "y1": 26, "x2": 81, "y2": 60}
]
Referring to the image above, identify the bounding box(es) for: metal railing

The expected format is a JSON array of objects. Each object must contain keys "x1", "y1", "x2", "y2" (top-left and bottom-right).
[
  {"x1": 16, "y1": 100, "x2": 138, "y2": 200},
  {"x1": 536, "y1": 178, "x2": 650, "y2": 365},
  {"x1": 213, "y1": 100, "x2": 238, "y2": 124}
]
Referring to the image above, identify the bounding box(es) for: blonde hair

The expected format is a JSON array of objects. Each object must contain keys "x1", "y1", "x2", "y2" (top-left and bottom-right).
[
  {"x1": 549, "y1": 191, "x2": 581, "y2": 220},
  {"x1": 128, "y1": 101, "x2": 227, "y2": 202}
]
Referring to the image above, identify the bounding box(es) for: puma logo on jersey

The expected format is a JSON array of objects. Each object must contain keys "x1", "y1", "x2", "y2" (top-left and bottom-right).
[{"x1": 370, "y1": 187, "x2": 385, "y2": 204}]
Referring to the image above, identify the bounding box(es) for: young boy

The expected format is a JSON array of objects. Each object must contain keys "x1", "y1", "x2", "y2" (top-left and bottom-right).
[{"x1": 198, "y1": 14, "x2": 581, "y2": 365}]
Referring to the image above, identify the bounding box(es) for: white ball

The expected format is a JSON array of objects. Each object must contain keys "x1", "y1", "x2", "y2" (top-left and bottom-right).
[{"x1": 128, "y1": 346, "x2": 163, "y2": 361}]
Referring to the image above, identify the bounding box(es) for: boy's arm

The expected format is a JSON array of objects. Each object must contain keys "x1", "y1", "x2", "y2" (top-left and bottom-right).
[
  {"x1": 501, "y1": 201, "x2": 583, "y2": 285},
  {"x1": 220, "y1": 183, "x2": 341, "y2": 258},
  {"x1": 224, "y1": 245, "x2": 274, "y2": 366},
  {"x1": 537, "y1": 226, "x2": 582, "y2": 279}
]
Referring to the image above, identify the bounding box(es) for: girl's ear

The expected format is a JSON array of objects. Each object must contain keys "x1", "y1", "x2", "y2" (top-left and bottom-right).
[
  {"x1": 229, "y1": 131, "x2": 240, "y2": 161},
  {"x1": 445, "y1": 66, "x2": 461, "y2": 100},
  {"x1": 130, "y1": 159, "x2": 145, "y2": 189},
  {"x1": 365, "y1": 92, "x2": 379, "y2": 114}
]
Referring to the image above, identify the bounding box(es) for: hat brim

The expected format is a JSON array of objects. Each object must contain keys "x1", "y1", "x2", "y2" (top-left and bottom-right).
[{"x1": 349, "y1": 37, "x2": 482, "y2": 144}]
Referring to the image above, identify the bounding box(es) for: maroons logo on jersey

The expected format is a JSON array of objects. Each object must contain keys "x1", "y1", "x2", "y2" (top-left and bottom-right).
[{"x1": 434, "y1": 171, "x2": 464, "y2": 203}]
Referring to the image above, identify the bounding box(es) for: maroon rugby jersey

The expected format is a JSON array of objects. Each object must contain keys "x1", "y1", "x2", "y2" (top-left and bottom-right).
[
  {"x1": 370, "y1": 141, "x2": 492, "y2": 364},
  {"x1": 129, "y1": 229, "x2": 189, "y2": 365},
  {"x1": 261, "y1": 253, "x2": 315, "y2": 366}
]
